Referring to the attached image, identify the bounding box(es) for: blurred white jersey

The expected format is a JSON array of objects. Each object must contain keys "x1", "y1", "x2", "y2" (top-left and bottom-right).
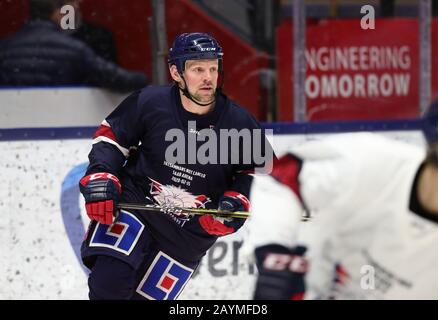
[{"x1": 246, "y1": 132, "x2": 438, "y2": 299}]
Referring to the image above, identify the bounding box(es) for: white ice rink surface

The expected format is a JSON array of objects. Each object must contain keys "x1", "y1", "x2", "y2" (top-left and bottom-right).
[{"x1": 0, "y1": 130, "x2": 425, "y2": 299}]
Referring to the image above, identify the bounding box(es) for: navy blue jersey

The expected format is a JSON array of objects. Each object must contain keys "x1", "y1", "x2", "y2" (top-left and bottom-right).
[{"x1": 84, "y1": 84, "x2": 270, "y2": 262}]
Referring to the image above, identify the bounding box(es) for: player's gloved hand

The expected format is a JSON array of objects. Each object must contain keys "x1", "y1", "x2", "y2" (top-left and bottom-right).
[
  {"x1": 79, "y1": 172, "x2": 122, "y2": 225},
  {"x1": 199, "y1": 191, "x2": 249, "y2": 236},
  {"x1": 253, "y1": 244, "x2": 308, "y2": 300}
]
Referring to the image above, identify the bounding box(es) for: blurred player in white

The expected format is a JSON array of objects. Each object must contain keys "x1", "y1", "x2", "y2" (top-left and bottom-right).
[{"x1": 245, "y1": 101, "x2": 438, "y2": 300}]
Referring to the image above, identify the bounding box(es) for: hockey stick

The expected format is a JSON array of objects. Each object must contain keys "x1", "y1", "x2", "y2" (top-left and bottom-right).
[{"x1": 117, "y1": 202, "x2": 250, "y2": 219}]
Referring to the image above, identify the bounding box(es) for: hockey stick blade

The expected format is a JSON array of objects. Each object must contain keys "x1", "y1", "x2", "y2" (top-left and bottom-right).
[{"x1": 117, "y1": 202, "x2": 250, "y2": 219}]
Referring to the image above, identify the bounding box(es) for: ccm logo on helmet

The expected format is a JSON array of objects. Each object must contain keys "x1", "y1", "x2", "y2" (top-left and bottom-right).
[{"x1": 200, "y1": 47, "x2": 216, "y2": 52}]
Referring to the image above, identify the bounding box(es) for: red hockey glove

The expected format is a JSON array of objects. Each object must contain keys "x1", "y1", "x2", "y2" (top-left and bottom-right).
[
  {"x1": 79, "y1": 172, "x2": 122, "y2": 225},
  {"x1": 199, "y1": 191, "x2": 249, "y2": 236}
]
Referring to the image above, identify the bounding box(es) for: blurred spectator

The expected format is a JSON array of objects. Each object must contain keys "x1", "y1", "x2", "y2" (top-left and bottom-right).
[
  {"x1": 64, "y1": 0, "x2": 118, "y2": 63},
  {"x1": 0, "y1": 0, "x2": 147, "y2": 92},
  {"x1": 381, "y1": 0, "x2": 438, "y2": 17},
  {"x1": 380, "y1": 0, "x2": 394, "y2": 17}
]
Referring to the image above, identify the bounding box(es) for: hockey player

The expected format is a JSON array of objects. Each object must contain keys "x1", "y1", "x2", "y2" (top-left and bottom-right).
[
  {"x1": 245, "y1": 101, "x2": 438, "y2": 299},
  {"x1": 78, "y1": 32, "x2": 271, "y2": 300}
]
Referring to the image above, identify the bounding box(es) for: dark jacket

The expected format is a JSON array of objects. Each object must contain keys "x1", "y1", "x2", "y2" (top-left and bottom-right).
[
  {"x1": 72, "y1": 21, "x2": 118, "y2": 63},
  {"x1": 84, "y1": 84, "x2": 266, "y2": 263},
  {"x1": 0, "y1": 20, "x2": 147, "y2": 92}
]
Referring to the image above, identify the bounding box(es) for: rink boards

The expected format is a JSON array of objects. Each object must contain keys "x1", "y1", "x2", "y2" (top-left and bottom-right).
[{"x1": 0, "y1": 123, "x2": 426, "y2": 300}]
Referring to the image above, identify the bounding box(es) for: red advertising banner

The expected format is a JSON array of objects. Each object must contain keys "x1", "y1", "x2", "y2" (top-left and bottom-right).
[{"x1": 277, "y1": 18, "x2": 432, "y2": 122}]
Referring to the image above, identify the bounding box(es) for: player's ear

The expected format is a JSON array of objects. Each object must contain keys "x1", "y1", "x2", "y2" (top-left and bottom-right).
[{"x1": 169, "y1": 65, "x2": 182, "y2": 83}]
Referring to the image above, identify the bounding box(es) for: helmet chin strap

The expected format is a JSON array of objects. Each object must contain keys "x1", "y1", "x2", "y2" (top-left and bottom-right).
[
  {"x1": 178, "y1": 76, "x2": 216, "y2": 107},
  {"x1": 427, "y1": 146, "x2": 438, "y2": 167}
]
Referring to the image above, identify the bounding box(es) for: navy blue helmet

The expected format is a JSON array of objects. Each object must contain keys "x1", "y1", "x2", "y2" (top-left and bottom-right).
[{"x1": 168, "y1": 32, "x2": 224, "y2": 73}]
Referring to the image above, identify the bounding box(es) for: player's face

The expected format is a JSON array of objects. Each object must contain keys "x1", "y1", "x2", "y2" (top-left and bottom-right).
[{"x1": 183, "y1": 59, "x2": 219, "y2": 104}]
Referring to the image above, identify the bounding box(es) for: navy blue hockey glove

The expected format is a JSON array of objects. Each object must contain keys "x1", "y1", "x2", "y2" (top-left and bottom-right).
[
  {"x1": 253, "y1": 244, "x2": 308, "y2": 300},
  {"x1": 79, "y1": 172, "x2": 122, "y2": 225},
  {"x1": 199, "y1": 191, "x2": 249, "y2": 236}
]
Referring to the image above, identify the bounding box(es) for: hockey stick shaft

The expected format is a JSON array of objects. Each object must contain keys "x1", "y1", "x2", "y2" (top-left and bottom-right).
[{"x1": 117, "y1": 202, "x2": 250, "y2": 219}]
